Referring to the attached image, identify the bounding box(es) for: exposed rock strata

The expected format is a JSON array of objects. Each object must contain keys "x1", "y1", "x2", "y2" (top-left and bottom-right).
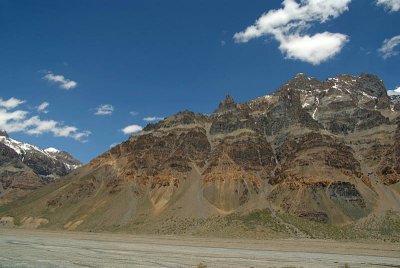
[{"x1": 1, "y1": 73, "x2": 399, "y2": 232}]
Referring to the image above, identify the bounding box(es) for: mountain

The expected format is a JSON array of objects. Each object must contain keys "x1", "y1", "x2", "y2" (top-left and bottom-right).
[
  {"x1": 44, "y1": 148, "x2": 82, "y2": 171},
  {"x1": 1, "y1": 73, "x2": 399, "y2": 240},
  {"x1": 0, "y1": 131, "x2": 81, "y2": 205}
]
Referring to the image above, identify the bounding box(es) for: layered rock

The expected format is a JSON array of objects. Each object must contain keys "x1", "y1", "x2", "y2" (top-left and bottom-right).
[{"x1": 1, "y1": 73, "x2": 399, "y2": 233}]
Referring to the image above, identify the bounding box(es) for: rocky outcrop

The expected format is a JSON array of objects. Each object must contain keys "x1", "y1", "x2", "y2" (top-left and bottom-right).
[
  {"x1": 143, "y1": 111, "x2": 208, "y2": 131},
  {"x1": 0, "y1": 131, "x2": 8, "y2": 138}
]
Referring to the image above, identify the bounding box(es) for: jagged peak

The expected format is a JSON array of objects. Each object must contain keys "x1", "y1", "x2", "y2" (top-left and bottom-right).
[
  {"x1": 174, "y1": 109, "x2": 195, "y2": 117},
  {"x1": 45, "y1": 147, "x2": 61, "y2": 153},
  {"x1": 214, "y1": 95, "x2": 238, "y2": 114},
  {"x1": 292, "y1": 73, "x2": 319, "y2": 82},
  {"x1": 283, "y1": 73, "x2": 386, "y2": 93},
  {"x1": 328, "y1": 74, "x2": 357, "y2": 82},
  {"x1": 222, "y1": 95, "x2": 236, "y2": 104},
  {"x1": 142, "y1": 109, "x2": 208, "y2": 131},
  {"x1": 326, "y1": 73, "x2": 383, "y2": 88},
  {"x1": 359, "y1": 72, "x2": 381, "y2": 80},
  {"x1": 356, "y1": 73, "x2": 387, "y2": 98},
  {"x1": 292, "y1": 73, "x2": 359, "y2": 84},
  {"x1": 0, "y1": 130, "x2": 9, "y2": 138}
]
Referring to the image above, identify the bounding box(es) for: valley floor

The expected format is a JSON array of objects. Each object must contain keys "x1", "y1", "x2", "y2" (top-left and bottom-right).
[{"x1": 0, "y1": 229, "x2": 399, "y2": 267}]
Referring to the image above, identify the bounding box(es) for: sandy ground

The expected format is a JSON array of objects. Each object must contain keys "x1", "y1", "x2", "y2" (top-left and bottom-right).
[{"x1": 0, "y1": 229, "x2": 399, "y2": 267}]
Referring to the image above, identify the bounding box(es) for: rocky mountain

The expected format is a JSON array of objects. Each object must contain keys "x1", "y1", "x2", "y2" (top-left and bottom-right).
[
  {"x1": 1, "y1": 73, "x2": 399, "y2": 240},
  {"x1": 0, "y1": 131, "x2": 81, "y2": 205},
  {"x1": 44, "y1": 148, "x2": 82, "y2": 171}
]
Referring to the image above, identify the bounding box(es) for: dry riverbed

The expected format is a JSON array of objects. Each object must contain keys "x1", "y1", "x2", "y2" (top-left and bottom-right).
[{"x1": 0, "y1": 228, "x2": 399, "y2": 267}]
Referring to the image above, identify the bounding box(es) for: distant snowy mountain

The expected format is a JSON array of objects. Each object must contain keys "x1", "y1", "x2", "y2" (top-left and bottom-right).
[
  {"x1": 44, "y1": 147, "x2": 82, "y2": 171},
  {"x1": 0, "y1": 131, "x2": 81, "y2": 205},
  {"x1": 0, "y1": 133, "x2": 81, "y2": 172}
]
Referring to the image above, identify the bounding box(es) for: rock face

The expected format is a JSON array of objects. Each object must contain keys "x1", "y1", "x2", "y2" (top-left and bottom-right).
[
  {"x1": 0, "y1": 131, "x2": 8, "y2": 138},
  {"x1": 0, "y1": 132, "x2": 81, "y2": 205},
  {"x1": 1, "y1": 73, "x2": 400, "y2": 234},
  {"x1": 44, "y1": 148, "x2": 82, "y2": 171}
]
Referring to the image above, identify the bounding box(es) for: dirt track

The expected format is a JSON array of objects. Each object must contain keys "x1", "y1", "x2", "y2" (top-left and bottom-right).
[{"x1": 0, "y1": 229, "x2": 399, "y2": 267}]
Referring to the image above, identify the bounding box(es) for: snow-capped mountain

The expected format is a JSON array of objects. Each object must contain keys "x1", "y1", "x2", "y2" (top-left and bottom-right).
[
  {"x1": 44, "y1": 147, "x2": 82, "y2": 171},
  {"x1": 0, "y1": 132, "x2": 81, "y2": 172},
  {"x1": 0, "y1": 131, "x2": 81, "y2": 205}
]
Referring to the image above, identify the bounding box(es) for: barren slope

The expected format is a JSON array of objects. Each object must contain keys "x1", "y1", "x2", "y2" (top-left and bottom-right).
[{"x1": 1, "y1": 73, "x2": 399, "y2": 239}]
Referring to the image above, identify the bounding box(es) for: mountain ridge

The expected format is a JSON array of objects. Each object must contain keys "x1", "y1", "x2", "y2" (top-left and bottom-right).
[
  {"x1": 1, "y1": 73, "x2": 399, "y2": 240},
  {"x1": 0, "y1": 131, "x2": 81, "y2": 205}
]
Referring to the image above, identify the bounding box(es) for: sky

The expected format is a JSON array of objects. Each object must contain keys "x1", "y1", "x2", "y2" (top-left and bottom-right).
[{"x1": 0, "y1": 0, "x2": 399, "y2": 163}]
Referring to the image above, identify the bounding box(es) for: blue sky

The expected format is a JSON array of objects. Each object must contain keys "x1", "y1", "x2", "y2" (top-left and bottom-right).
[{"x1": 0, "y1": 0, "x2": 399, "y2": 163}]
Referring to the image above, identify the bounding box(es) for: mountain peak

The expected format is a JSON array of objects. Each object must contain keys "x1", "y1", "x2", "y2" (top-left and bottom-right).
[
  {"x1": 223, "y1": 94, "x2": 235, "y2": 103},
  {"x1": 214, "y1": 95, "x2": 237, "y2": 114},
  {"x1": 0, "y1": 130, "x2": 9, "y2": 138},
  {"x1": 0, "y1": 134, "x2": 82, "y2": 205},
  {"x1": 45, "y1": 147, "x2": 61, "y2": 153},
  {"x1": 295, "y1": 72, "x2": 306, "y2": 78},
  {"x1": 357, "y1": 73, "x2": 387, "y2": 98}
]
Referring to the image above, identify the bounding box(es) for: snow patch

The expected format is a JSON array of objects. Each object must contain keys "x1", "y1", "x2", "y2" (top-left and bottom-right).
[
  {"x1": 1, "y1": 136, "x2": 63, "y2": 163},
  {"x1": 361, "y1": 91, "x2": 377, "y2": 100},
  {"x1": 1, "y1": 136, "x2": 56, "y2": 160},
  {"x1": 0, "y1": 136, "x2": 24, "y2": 154},
  {"x1": 64, "y1": 163, "x2": 80, "y2": 171},
  {"x1": 312, "y1": 97, "x2": 320, "y2": 120},
  {"x1": 45, "y1": 147, "x2": 60, "y2": 153},
  {"x1": 1, "y1": 136, "x2": 81, "y2": 171}
]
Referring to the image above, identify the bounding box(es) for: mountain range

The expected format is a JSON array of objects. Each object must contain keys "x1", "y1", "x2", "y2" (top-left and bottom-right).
[
  {"x1": 0, "y1": 131, "x2": 81, "y2": 205},
  {"x1": 1, "y1": 73, "x2": 399, "y2": 240}
]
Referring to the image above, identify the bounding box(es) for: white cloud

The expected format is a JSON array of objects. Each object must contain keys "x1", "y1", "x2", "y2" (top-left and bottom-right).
[
  {"x1": 143, "y1": 116, "x2": 164, "y2": 122},
  {"x1": 0, "y1": 97, "x2": 25, "y2": 110},
  {"x1": 388, "y1": 86, "x2": 400, "y2": 96},
  {"x1": 95, "y1": 104, "x2": 114, "y2": 116},
  {"x1": 36, "y1": 102, "x2": 49, "y2": 113},
  {"x1": 130, "y1": 111, "x2": 139, "y2": 116},
  {"x1": 377, "y1": 0, "x2": 400, "y2": 12},
  {"x1": 278, "y1": 32, "x2": 349, "y2": 65},
  {"x1": 379, "y1": 35, "x2": 400, "y2": 59},
  {"x1": 43, "y1": 71, "x2": 77, "y2": 90},
  {"x1": 0, "y1": 109, "x2": 28, "y2": 132},
  {"x1": 233, "y1": 0, "x2": 351, "y2": 65},
  {"x1": 121, "y1": 124, "x2": 143, "y2": 135},
  {"x1": 0, "y1": 97, "x2": 90, "y2": 141}
]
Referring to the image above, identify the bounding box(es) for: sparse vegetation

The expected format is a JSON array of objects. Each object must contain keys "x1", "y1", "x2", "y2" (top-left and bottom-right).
[
  {"x1": 277, "y1": 211, "x2": 400, "y2": 242},
  {"x1": 196, "y1": 262, "x2": 207, "y2": 268},
  {"x1": 229, "y1": 209, "x2": 287, "y2": 233}
]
